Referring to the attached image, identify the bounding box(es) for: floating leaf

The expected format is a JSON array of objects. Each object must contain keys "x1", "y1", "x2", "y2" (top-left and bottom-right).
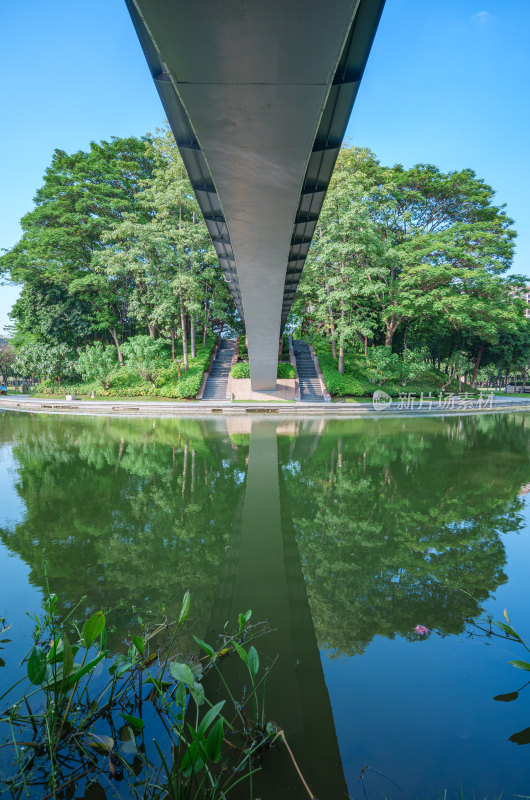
[
  {"x1": 82, "y1": 611, "x2": 106, "y2": 649},
  {"x1": 27, "y1": 647, "x2": 47, "y2": 685}
]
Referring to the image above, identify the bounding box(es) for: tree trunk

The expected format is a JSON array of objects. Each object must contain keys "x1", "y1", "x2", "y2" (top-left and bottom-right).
[
  {"x1": 110, "y1": 327, "x2": 124, "y2": 364},
  {"x1": 338, "y1": 346, "x2": 344, "y2": 374},
  {"x1": 171, "y1": 329, "x2": 175, "y2": 361},
  {"x1": 331, "y1": 338, "x2": 337, "y2": 359},
  {"x1": 338, "y1": 301, "x2": 345, "y2": 374},
  {"x1": 364, "y1": 337, "x2": 368, "y2": 357},
  {"x1": 148, "y1": 323, "x2": 156, "y2": 340},
  {"x1": 523, "y1": 367, "x2": 527, "y2": 390},
  {"x1": 384, "y1": 315, "x2": 400, "y2": 348},
  {"x1": 403, "y1": 325, "x2": 409, "y2": 351},
  {"x1": 203, "y1": 296, "x2": 210, "y2": 345},
  {"x1": 190, "y1": 316, "x2": 196, "y2": 359},
  {"x1": 180, "y1": 294, "x2": 189, "y2": 372},
  {"x1": 471, "y1": 341, "x2": 485, "y2": 388}
]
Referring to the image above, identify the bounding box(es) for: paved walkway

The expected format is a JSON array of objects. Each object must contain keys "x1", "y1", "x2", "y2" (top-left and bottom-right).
[{"x1": 2, "y1": 394, "x2": 530, "y2": 419}]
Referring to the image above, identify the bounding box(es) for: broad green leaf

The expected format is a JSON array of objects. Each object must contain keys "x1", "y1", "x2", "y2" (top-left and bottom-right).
[
  {"x1": 62, "y1": 633, "x2": 74, "y2": 678},
  {"x1": 82, "y1": 611, "x2": 106, "y2": 649},
  {"x1": 509, "y1": 660, "x2": 530, "y2": 671},
  {"x1": 233, "y1": 642, "x2": 248, "y2": 665},
  {"x1": 181, "y1": 727, "x2": 208, "y2": 777},
  {"x1": 247, "y1": 646, "x2": 259, "y2": 678},
  {"x1": 189, "y1": 681, "x2": 205, "y2": 707},
  {"x1": 44, "y1": 653, "x2": 105, "y2": 690},
  {"x1": 170, "y1": 661, "x2": 195, "y2": 685},
  {"x1": 190, "y1": 660, "x2": 203, "y2": 681},
  {"x1": 193, "y1": 635, "x2": 214, "y2": 657},
  {"x1": 198, "y1": 700, "x2": 225, "y2": 735},
  {"x1": 175, "y1": 681, "x2": 187, "y2": 711},
  {"x1": 495, "y1": 621, "x2": 524, "y2": 644},
  {"x1": 27, "y1": 647, "x2": 47, "y2": 685},
  {"x1": 238, "y1": 609, "x2": 252, "y2": 632},
  {"x1": 206, "y1": 718, "x2": 224, "y2": 762},
  {"x1": 179, "y1": 590, "x2": 191, "y2": 624},
  {"x1": 132, "y1": 635, "x2": 144, "y2": 656},
  {"x1": 120, "y1": 712, "x2": 145, "y2": 731}
]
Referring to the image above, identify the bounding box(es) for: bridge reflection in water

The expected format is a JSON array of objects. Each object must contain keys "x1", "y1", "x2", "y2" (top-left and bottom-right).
[
  {"x1": 208, "y1": 418, "x2": 347, "y2": 798},
  {"x1": 1, "y1": 410, "x2": 529, "y2": 796}
]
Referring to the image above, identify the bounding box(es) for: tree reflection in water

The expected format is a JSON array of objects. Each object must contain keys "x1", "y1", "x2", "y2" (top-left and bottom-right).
[{"x1": 1, "y1": 410, "x2": 530, "y2": 797}]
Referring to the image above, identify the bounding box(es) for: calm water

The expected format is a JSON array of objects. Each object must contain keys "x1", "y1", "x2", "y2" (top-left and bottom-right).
[{"x1": 1, "y1": 410, "x2": 530, "y2": 798}]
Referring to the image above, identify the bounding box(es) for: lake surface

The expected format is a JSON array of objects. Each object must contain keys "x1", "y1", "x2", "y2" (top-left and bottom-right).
[{"x1": 1, "y1": 410, "x2": 530, "y2": 798}]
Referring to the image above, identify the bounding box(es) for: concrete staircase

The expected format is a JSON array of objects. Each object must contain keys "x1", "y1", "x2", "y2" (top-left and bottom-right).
[
  {"x1": 293, "y1": 340, "x2": 324, "y2": 402},
  {"x1": 202, "y1": 339, "x2": 237, "y2": 400}
]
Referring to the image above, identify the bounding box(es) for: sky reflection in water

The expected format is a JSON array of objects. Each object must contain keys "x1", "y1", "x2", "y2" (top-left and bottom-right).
[{"x1": 1, "y1": 410, "x2": 530, "y2": 798}]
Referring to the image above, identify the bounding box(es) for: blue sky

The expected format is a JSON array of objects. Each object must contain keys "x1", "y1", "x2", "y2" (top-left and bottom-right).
[{"x1": 1, "y1": 0, "x2": 528, "y2": 334}]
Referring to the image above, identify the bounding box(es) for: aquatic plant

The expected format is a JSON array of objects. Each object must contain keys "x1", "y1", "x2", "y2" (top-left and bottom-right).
[{"x1": 0, "y1": 591, "x2": 280, "y2": 799}]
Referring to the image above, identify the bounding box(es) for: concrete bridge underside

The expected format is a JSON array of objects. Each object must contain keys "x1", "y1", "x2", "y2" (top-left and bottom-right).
[{"x1": 126, "y1": 0, "x2": 385, "y2": 389}]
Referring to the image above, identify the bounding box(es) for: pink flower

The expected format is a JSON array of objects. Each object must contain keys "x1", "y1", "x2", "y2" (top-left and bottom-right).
[{"x1": 414, "y1": 625, "x2": 430, "y2": 636}]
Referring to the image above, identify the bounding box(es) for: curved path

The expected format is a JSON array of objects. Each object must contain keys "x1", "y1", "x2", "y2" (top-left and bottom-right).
[{"x1": 2, "y1": 395, "x2": 529, "y2": 419}]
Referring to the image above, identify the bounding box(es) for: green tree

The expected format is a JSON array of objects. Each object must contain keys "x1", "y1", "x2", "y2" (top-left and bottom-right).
[
  {"x1": 0, "y1": 341, "x2": 16, "y2": 381},
  {"x1": 1, "y1": 137, "x2": 154, "y2": 351},
  {"x1": 14, "y1": 342, "x2": 76, "y2": 387}
]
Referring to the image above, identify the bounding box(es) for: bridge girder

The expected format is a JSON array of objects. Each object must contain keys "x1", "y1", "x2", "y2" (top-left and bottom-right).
[{"x1": 126, "y1": 0, "x2": 385, "y2": 389}]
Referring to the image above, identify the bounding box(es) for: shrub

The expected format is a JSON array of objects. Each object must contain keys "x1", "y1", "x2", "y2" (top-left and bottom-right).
[
  {"x1": 121, "y1": 336, "x2": 170, "y2": 382},
  {"x1": 365, "y1": 346, "x2": 404, "y2": 385},
  {"x1": 277, "y1": 362, "x2": 296, "y2": 379},
  {"x1": 231, "y1": 362, "x2": 250, "y2": 379},
  {"x1": 76, "y1": 342, "x2": 118, "y2": 388},
  {"x1": 231, "y1": 362, "x2": 296, "y2": 379}
]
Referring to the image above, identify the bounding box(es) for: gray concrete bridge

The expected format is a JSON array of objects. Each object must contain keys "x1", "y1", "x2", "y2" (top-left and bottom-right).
[{"x1": 125, "y1": 0, "x2": 385, "y2": 389}]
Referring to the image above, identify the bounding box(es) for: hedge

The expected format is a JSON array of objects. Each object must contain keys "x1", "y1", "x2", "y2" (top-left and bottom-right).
[{"x1": 231, "y1": 361, "x2": 296, "y2": 379}]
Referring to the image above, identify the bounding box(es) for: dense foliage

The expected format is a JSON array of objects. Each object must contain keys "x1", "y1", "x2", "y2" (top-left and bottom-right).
[
  {"x1": 2, "y1": 135, "x2": 527, "y2": 395},
  {"x1": 292, "y1": 146, "x2": 527, "y2": 391},
  {"x1": 1, "y1": 128, "x2": 238, "y2": 396}
]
